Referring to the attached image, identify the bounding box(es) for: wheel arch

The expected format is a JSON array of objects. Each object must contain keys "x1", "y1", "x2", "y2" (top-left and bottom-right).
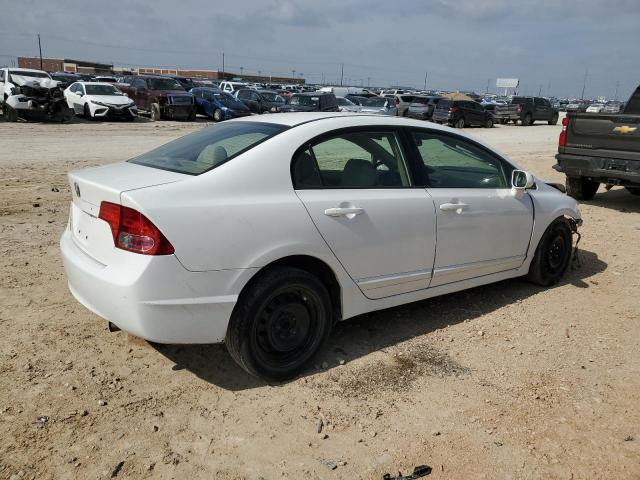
[{"x1": 235, "y1": 255, "x2": 342, "y2": 323}]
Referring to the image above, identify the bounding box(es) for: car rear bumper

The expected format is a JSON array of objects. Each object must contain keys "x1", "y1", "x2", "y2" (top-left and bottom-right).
[
  {"x1": 432, "y1": 112, "x2": 452, "y2": 123},
  {"x1": 160, "y1": 104, "x2": 195, "y2": 119},
  {"x1": 61, "y1": 227, "x2": 253, "y2": 344},
  {"x1": 554, "y1": 153, "x2": 640, "y2": 185}
]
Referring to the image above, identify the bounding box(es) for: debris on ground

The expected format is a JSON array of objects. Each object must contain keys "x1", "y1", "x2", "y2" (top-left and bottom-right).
[
  {"x1": 33, "y1": 416, "x2": 49, "y2": 425},
  {"x1": 383, "y1": 464, "x2": 432, "y2": 479},
  {"x1": 110, "y1": 461, "x2": 125, "y2": 478}
]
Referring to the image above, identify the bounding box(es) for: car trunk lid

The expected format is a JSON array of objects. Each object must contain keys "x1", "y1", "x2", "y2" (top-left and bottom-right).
[{"x1": 67, "y1": 162, "x2": 188, "y2": 264}]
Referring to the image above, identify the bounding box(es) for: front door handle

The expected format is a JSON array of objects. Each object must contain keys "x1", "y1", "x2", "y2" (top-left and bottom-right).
[
  {"x1": 324, "y1": 207, "x2": 364, "y2": 218},
  {"x1": 439, "y1": 202, "x2": 468, "y2": 212}
]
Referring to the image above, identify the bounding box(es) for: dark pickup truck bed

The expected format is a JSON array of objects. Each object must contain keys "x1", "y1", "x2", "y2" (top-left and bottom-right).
[{"x1": 554, "y1": 86, "x2": 640, "y2": 199}]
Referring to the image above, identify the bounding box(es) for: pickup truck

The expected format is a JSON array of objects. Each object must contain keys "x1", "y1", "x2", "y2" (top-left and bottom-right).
[
  {"x1": 554, "y1": 86, "x2": 640, "y2": 199},
  {"x1": 118, "y1": 75, "x2": 195, "y2": 121},
  {"x1": 493, "y1": 96, "x2": 559, "y2": 126}
]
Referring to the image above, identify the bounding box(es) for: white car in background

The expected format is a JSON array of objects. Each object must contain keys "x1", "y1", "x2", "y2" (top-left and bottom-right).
[
  {"x1": 61, "y1": 113, "x2": 582, "y2": 381},
  {"x1": 585, "y1": 103, "x2": 605, "y2": 113},
  {"x1": 64, "y1": 82, "x2": 137, "y2": 120}
]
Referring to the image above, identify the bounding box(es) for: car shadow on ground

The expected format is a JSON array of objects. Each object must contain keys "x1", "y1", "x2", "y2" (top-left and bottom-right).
[
  {"x1": 154, "y1": 248, "x2": 607, "y2": 391},
  {"x1": 582, "y1": 187, "x2": 640, "y2": 214}
]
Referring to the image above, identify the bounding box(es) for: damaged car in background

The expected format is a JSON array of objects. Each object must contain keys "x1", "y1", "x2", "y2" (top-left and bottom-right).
[
  {"x1": 0, "y1": 67, "x2": 73, "y2": 122},
  {"x1": 64, "y1": 82, "x2": 137, "y2": 120}
]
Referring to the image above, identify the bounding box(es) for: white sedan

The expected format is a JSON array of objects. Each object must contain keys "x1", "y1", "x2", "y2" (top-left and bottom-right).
[
  {"x1": 64, "y1": 81, "x2": 137, "y2": 120},
  {"x1": 61, "y1": 113, "x2": 582, "y2": 380}
]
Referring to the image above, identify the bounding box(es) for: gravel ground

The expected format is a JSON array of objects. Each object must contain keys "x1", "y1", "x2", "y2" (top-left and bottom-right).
[{"x1": 0, "y1": 116, "x2": 638, "y2": 480}]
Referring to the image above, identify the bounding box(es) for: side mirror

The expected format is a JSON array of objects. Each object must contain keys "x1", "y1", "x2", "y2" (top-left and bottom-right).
[
  {"x1": 78, "y1": 92, "x2": 84, "y2": 97},
  {"x1": 511, "y1": 170, "x2": 534, "y2": 199},
  {"x1": 123, "y1": 93, "x2": 128, "y2": 97}
]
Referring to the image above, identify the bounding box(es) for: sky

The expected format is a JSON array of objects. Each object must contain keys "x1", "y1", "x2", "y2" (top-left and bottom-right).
[{"x1": 0, "y1": 0, "x2": 638, "y2": 99}]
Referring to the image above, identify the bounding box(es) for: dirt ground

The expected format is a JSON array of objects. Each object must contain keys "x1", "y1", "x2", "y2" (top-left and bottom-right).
[{"x1": 0, "y1": 116, "x2": 638, "y2": 480}]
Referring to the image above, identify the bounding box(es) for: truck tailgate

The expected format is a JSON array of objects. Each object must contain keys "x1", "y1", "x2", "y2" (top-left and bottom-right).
[{"x1": 563, "y1": 113, "x2": 640, "y2": 160}]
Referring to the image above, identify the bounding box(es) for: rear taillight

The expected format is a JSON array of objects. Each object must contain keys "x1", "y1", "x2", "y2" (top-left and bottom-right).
[
  {"x1": 449, "y1": 106, "x2": 458, "y2": 113},
  {"x1": 516, "y1": 104, "x2": 523, "y2": 113},
  {"x1": 395, "y1": 98, "x2": 399, "y2": 104},
  {"x1": 558, "y1": 116, "x2": 569, "y2": 148},
  {"x1": 98, "y1": 201, "x2": 174, "y2": 255}
]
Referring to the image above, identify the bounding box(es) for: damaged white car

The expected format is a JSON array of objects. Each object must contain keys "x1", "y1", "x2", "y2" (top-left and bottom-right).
[
  {"x1": 64, "y1": 82, "x2": 138, "y2": 120},
  {"x1": 0, "y1": 67, "x2": 73, "y2": 122}
]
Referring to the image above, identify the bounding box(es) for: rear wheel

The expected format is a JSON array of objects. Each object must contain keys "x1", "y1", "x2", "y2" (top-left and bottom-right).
[
  {"x1": 455, "y1": 117, "x2": 465, "y2": 129},
  {"x1": 522, "y1": 114, "x2": 533, "y2": 126},
  {"x1": 500, "y1": 119, "x2": 508, "y2": 125},
  {"x1": 187, "y1": 107, "x2": 196, "y2": 121},
  {"x1": 548, "y1": 113, "x2": 559, "y2": 125},
  {"x1": 527, "y1": 218, "x2": 573, "y2": 286},
  {"x1": 225, "y1": 267, "x2": 332, "y2": 381},
  {"x1": 149, "y1": 103, "x2": 161, "y2": 121},
  {"x1": 566, "y1": 176, "x2": 599, "y2": 200}
]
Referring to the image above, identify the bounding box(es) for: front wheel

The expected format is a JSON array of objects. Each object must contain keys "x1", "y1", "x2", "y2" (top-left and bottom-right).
[
  {"x1": 455, "y1": 117, "x2": 465, "y2": 129},
  {"x1": 149, "y1": 103, "x2": 161, "y2": 121},
  {"x1": 566, "y1": 176, "x2": 599, "y2": 200},
  {"x1": 548, "y1": 114, "x2": 559, "y2": 125},
  {"x1": 212, "y1": 108, "x2": 223, "y2": 122},
  {"x1": 225, "y1": 267, "x2": 332, "y2": 381},
  {"x1": 84, "y1": 103, "x2": 92, "y2": 120},
  {"x1": 526, "y1": 218, "x2": 573, "y2": 286},
  {"x1": 3, "y1": 104, "x2": 18, "y2": 122},
  {"x1": 485, "y1": 118, "x2": 494, "y2": 128}
]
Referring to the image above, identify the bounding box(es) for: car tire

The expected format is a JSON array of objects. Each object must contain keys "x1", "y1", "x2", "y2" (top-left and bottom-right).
[
  {"x1": 187, "y1": 107, "x2": 196, "y2": 121},
  {"x1": 526, "y1": 218, "x2": 573, "y2": 286},
  {"x1": 548, "y1": 114, "x2": 559, "y2": 125},
  {"x1": 225, "y1": 266, "x2": 333, "y2": 382},
  {"x1": 485, "y1": 118, "x2": 494, "y2": 128},
  {"x1": 3, "y1": 104, "x2": 18, "y2": 122},
  {"x1": 213, "y1": 109, "x2": 223, "y2": 122},
  {"x1": 149, "y1": 103, "x2": 161, "y2": 121},
  {"x1": 455, "y1": 118, "x2": 465, "y2": 129},
  {"x1": 500, "y1": 119, "x2": 508, "y2": 125},
  {"x1": 84, "y1": 103, "x2": 92, "y2": 120},
  {"x1": 522, "y1": 114, "x2": 533, "y2": 126},
  {"x1": 626, "y1": 187, "x2": 640, "y2": 196},
  {"x1": 565, "y1": 176, "x2": 599, "y2": 200}
]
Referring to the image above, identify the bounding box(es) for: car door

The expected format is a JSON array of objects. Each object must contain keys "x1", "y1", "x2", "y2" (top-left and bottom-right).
[
  {"x1": 293, "y1": 128, "x2": 437, "y2": 299},
  {"x1": 408, "y1": 129, "x2": 534, "y2": 287},
  {"x1": 132, "y1": 78, "x2": 149, "y2": 109}
]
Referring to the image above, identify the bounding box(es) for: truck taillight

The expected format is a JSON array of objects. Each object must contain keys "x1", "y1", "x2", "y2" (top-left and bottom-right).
[
  {"x1": 98, "y1": 202, "x2": 174, "y2": 255},
  {"x1": 516, "y1": 105, "x2": 523, "y2": 113},
  {"x1": 558, "y1": 116, "x2": 569, "y2": 147},
  {"x1": 449, "y1": 106, "x2": 458, "y2": 113}
]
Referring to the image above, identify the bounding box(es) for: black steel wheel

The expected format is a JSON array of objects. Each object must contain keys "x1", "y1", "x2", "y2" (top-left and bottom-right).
[
  {"x1": 455, "y1": 117, "x2": 465, "y2": 129},
  {"x1": 527, "y1": 218, "x2": 573, "y2": 286},
  {"x1": 226, "y1": 267, "x2": 332, "y2": 381}
]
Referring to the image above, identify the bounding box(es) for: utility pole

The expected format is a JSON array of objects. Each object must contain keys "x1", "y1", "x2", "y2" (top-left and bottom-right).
[
  {"x1": 538, "y1": 84, "x2": 542, "y2": 96},
  {"x1": 614, "y1": 80, "x2": 620, "y2": 101},
  {"x1": 485, "y1": 78, "x2": 490, "y2": 94},
  {"x1": 547, "y1": 81, "x2": 551, "y2": 97},
  {"x1": 423, "y1": 71, "x2": 428, "y2": 91},
  {"x1": 37, "y1": 34, "x2": 43, "y2": 70},
  {"x1": 581, "y1": 68, "x2": 588, "y2": 100},
  {"x1": 292, "y1": 69, "x2": 296, "y2": 83},
  {"x1": 340, "y1": 63, "x2": 344, "y2": 86},
  {"x1": 240, "y1": 66, "x2": 243, "y2": 77},
  {"x1": 221, "y1": 52, "x2": 225, "y2": 80},
  {"x1": 367, "y1": 77, "x2": 370, "y2": 88}
]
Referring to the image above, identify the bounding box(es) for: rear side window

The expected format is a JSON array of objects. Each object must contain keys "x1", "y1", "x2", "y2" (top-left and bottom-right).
[
  {"x1": 292, "y1": 131, "x2": 410, "y2": 189},
  {"x1": 624, "y1": 88, "x2": 640, "y2": 114},
  {"x1": 129, "y1": 122, "x2": 288, "y2": 175},
  {"x1": 437, "y1": 100, "x2": 452, "y2": 109}
]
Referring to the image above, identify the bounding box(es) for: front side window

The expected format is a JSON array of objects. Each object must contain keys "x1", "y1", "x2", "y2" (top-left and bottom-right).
[
  {"x1": 292, "y1": 131, "x2": 410, "y2": 189},
  {"x1": 411, "y1": 131, "x2": 508, "y2": 189},
  {"x1": 129, "y1": 122, "x2": 288, "y2": 175},
  {"x1": 147, "y1": 78, "x2": 183, "y2": 90}
]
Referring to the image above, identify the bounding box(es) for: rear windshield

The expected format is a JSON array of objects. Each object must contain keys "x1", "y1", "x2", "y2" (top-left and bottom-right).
[
  {"x1": 624, "y1": 88, "x2": 640, "y2": 114},
  {"x1": 437, "y1": 100, "x2": 453, "y2": 109},
  {"x1": 411, "y1": 97, "x2": 430, "y2": 105},
  {"x1": 128, "y1": 122, "x2": 288, "y2": 175}
]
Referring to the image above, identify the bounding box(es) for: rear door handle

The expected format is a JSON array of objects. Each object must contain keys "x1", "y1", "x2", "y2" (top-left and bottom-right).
[
  {"x1": 439, "y1": 202, "x2": 468, "y2": 212},
  {"x1": 324, "y1": 207, "x2": 364, "y2": 217}
]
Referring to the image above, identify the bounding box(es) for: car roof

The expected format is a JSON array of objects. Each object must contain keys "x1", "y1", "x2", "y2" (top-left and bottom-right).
[
  {"x1": 77, "y1": 82, "x2": 118, "y2": 86},
  {"x1": 228, "y1": 112, "x2": 452, "y2": 128}
]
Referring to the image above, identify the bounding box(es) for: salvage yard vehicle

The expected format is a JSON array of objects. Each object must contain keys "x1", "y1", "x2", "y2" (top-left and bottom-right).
[
  {"x1": 117, "y1": 75, "x2": 195, "y2": 121},
  {"x1": 493, "y1": 96, "x2": 559, "y2": 125},
  {"x1": 281, "y1": 92, "x2": 339, "y2": 112},
  {"x1": 355, "y1": 96, "x2": 398, "y2": 116},
  {"x1": 336, "y1": 96, "x2": 361, "y2": 112},
  {"x1": 407, "y1": 96, "x2": 443, "y2": 121},
  {"x1": 191, "y1": 87, "x2": 251, "y2": 121},
  {"x1": 555, "y1": 85, "x2": 640, "y2": 199},
  {"x1": 61, "y1": 113, "x2": 582, "y2": 381},
  {"x1": 64, "y1": 82, "x2": 138, "y2": 120},
  {"x1": 234, "y1": 89, "x2": 285, "y2": 113},
  {"x1": 1, "y1": 67, "x2": 73, "y2": 122},
  {"x1": 432, "y1": 99, "x2": 494, "y2": 128}
]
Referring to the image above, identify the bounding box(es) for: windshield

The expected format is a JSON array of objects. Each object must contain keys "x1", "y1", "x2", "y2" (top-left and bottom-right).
[
  {"x1": 362, "y1": 97, "x2": 387, "y2": 107},
  {"x1": 337, "y1": 97, "x2": 354, "y2": 106},
  {"x1": 290, "y1": 95, "x2": 319, "y2": 106},
  {"x1": 147, "y1": 78, "x2": 184, "y2": 90},
  {"x1": 10, "y1": 70, "x2": 50, "y2": 79},
  {"x1": 260, "y1": 92, "x2": 285, "y2": 103},
  {"x1": 85, "y1": 85, "x2": 121, "y2": 95},
  {"x1": 129, "y1": 122, "x2": 288, "y2": 175}
]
